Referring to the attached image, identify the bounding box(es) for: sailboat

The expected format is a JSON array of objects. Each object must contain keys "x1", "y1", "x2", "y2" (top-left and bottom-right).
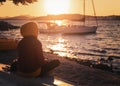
[
  {"x1": 39, "y1": 0, "x2": 98, "y2": 34},
  {"x1": 62, "y1": 0, "x2": 98, "y2": 34}
]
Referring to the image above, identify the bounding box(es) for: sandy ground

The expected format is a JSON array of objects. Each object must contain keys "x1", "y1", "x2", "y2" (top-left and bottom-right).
[{"x1": 0, "y1": 50, "x2": 120, "y2": 86}]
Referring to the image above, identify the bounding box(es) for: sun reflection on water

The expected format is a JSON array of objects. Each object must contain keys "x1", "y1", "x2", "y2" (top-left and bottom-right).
[
  {"x1": 47, "y1": 37, "x2": 68, "y2": 57},
  {"x1": 54, "y1": 20, "x2": 63, "y2": 26}
]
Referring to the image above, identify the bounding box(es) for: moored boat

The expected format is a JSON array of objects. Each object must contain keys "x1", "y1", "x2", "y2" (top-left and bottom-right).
[
  {"x1": 0, "y1": 38, "x2": 18, "y2": 51},
  {"x1": 39, "y1": 25, "x2": 97, "y2": 34}
]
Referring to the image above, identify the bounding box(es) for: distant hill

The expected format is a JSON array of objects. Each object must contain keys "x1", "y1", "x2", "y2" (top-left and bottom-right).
[
  {"x1": 1, "y1": 15, "x2": 34, "y2": 20},
  {"x1": 97, "y1": 15, "x2": 120, "y2": 20},
  {"x1": 33, "y1": 14, "x2": 84, "y2": 21},
  {"x1": 36, "y1": 14, "x2": 120, "y2": 20},
  {"x1": 0, "y1": 14, "x2": 84, "y2": 20}
]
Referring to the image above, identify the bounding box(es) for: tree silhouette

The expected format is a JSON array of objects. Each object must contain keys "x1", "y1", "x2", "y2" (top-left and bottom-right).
[{"x1": 0, "y1": 0, "x2": 37, "y2": 5}]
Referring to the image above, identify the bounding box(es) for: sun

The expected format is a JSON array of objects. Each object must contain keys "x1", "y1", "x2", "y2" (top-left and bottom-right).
[{"x1": 44, "y1": 0, "x2": 70, "y2": 15}]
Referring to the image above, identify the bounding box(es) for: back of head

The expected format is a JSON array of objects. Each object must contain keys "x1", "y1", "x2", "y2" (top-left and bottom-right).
[{"x1": 20, "y1": 22, "x2": 39, "y2": 37}]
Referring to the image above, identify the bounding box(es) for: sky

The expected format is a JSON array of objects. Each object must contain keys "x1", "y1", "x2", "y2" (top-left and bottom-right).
[{"x1": 0, "y1": 0, "x2": 120, "y2": 17}]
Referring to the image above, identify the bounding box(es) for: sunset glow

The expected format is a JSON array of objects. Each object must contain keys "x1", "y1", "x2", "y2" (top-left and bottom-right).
[
  {"x1": 0, "y1": 0, "x2": 120, "y2": 17},
  {"x1": 44, "y1": 0, "x2": 70, "y2": 15}
]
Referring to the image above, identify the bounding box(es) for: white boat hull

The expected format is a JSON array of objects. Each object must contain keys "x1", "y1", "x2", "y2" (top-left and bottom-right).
[
  {"x1": 39, "y1": 26, "x2": 97, "y2": 34},
  {"x1": 63, "y1": 26, "x2": 97, "y2": 34}
]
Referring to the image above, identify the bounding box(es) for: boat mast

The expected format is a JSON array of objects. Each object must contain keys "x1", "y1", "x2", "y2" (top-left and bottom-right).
[
  {"x1": 83, "y1": 0, "x2": 98, "y2": 27},
  {"x1": 91, "y1": 0, "x2": 98, "y2": 27},
  {"x1": 83, "y1": 0, "x2": 85, "y2": 25}
]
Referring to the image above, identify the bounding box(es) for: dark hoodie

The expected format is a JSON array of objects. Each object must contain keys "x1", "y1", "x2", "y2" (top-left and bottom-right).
[{"x1": 17, "y1": 36, "x2": 45, "y2": 73}]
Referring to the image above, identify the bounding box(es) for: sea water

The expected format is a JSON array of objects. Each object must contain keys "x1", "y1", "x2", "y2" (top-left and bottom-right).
[{"x1": 0, "y1": 19, "x2": 120, "y2": 68}]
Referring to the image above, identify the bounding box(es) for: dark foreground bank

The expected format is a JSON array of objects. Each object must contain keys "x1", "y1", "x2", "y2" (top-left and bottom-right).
[{"x1": 0, "y1": 50, "x2": 120, "y2": 86}]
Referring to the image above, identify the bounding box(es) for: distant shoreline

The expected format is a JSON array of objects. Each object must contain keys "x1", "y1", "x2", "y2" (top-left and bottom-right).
[{"x1": 0, "y1": 14, "x2": 120, "y2": 21}]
